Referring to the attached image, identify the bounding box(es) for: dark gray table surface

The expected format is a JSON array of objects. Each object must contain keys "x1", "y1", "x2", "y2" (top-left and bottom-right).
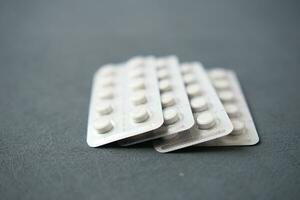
[{"x1": 1, "y1": 0, "x2": 299, "y2": 199}]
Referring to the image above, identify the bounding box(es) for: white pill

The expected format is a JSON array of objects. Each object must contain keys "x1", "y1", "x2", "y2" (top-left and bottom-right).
[
  {"x1": 99, "y1": 89, "x2": 114, "y2": 99},
  {"x1": 186, "y1": 84, "x2": 202, "y2": 97},
  {"x1": 156, "y1": 60, "x2": 167, "y2": 70},
  {"x1": 128, "y1": 57, "x2": 145, "y2": 69},
  {"x1": 159, "y1": 79, "x2": 172, "y2": 92},
  {"x1": 163, "y1": 108, "x2": 179, "y2": 125},
  {"x1": 129, "y1": 68, "x2": 144, "y2": 78},
  {"x1": 224, "y1": 103, "x2": 239, "y2": 118},
  {"x1": 231, "y1": 119, "x2": 245, "y2": 135},
  {"x1": 190, "y1": 96, "x2": 208, "y2": 112},
  {"x1": 128, "y1": 64, "x2": 143, "y2": 71},
  {"x1": 196, "y1": 111, "x2": 216, "y2": 129},
  {"x1": 100, "y1": 66, "x2": 116, "y2": 76},
  {"x1": 131, "y1": 91, "x2": 147, "y2": 105},
  {"x1": 157, "y1": 69, "x2": 169, "y2": 80},
  {"x1": 131, "y1": 108, "x2": 150, "y2": 123},
  {"x1": 161, "y1": 92, "x2": 176, "y2": 108},
  {"x1": 99, "y1": 77, "x2": 114, "y2": 87},
  {"x1": 94, "y1": 118, "x2": 113, "y2": 134},
  {"x1": 183, "y1": 73, "x2": 196, "y2": 85},
  {"x1": 181, "y1": 64, "x2": 193, "y2": 74},
  {"x1": 218, "y1": 90, "x2": 235, "y2": 102},
  {"x1": 96, "y1": 102, "x2": 113, "y2": 115},
  {"x1": 209, "y1": 69, "x2": 227, "y2": 80},
  {"x1": 213, "y1": 79, "x2": 230, "y2": 90},
  {"x1": 129, "y1": 78, "x2": 145, "y2": 90}
]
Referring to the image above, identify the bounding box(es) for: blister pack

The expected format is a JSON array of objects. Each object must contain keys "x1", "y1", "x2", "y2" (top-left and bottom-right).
[
  {"x1": 154, "y1": 62, "x2": 233, "y2": 153},
  {"x1": 119, "y1": 56, "x2": 194, "y2": 146},
  {"x1": 199, "y1": 68, "x2": 259, "y2": 146},
  {"x1": 86, "y1": 57, "x2": 164, "y2": 147}
]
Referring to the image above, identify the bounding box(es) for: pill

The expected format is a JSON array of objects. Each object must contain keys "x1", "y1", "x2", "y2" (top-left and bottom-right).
[
  {"x1": 231, "y1": 119, "x2": 245, "y2": 135},
  {"x1": 129, "y1": 68, "x2": 144, "y2": 78},
  {"x1": 99, "y1": 89, "x2": 114, "y2": 99},
  {"x1": 181, "y1": 64, "x2": 193, "y2": 74},
  {"x1": 128, "y1": 64, "x2": 143, "y2": 71},
  {"x1": 128, "y1": 57, "x2": 145, "y2": 69},
  {"x1": 163, "y1": 108, "x2": 179, "y2": 125},
  {"x1": 213, "y1": 79, "x2": 230, "y2": 90},
  {"x1": 129, "y1": 78, "x2": 145, "y2": 90},
  {"x1": 218, "y1": 90, "x2": 235, "y2": 102},
  {"x1": 131, "y1": 91, "x2": 147, "y2": 105},
  {"x1": 183, "y1": 73, "x2": 196, "y2": 85},
  {"x1": 161, "y1": 92, "x2": 176, "y2": 108},
  {"x1": 131, "y1": 108, "x2": 150, "y2": 123},
  {"x1": 156, "y1": 60, "x2": 167, "y2": 70},
  {"x1": 209, "y1": 69, "x2": 227, "y2": 80},
  {"x1": 196, "y1": 111, "x2": 216, "y2": 129},
  {"x1": 190, "y1": 96, "x2": 208, "y2": 112},
  {"x1": 99, "y1": 77, "x2": 114, "y2": 87},
  {"x1": 100, "y1": 66, "x2": 116, "y2": 76},
  {"x1": 96, "y1": 102, "x2": 113, "y2": 115},
  {"x1": 94, "y1": 118, "x2": 113, "y2": 134},
  {"x1": 157, "y1": 69, "x2": 169, "y2": 80},
  {"x1": 224, "y1": 103, "x2": 240, "y2": 118},
  {"x1": 159, "y1": 79, "x2": 172, "y2": 92},
  {"x1": 186, "y1": 84, "x2": 202, "y2": 97}
]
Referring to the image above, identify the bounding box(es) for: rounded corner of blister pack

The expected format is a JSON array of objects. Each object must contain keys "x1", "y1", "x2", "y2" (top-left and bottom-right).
[
  {"x1": 251, "y1": 137, "x2": 260, "y2": 145},
  {"x1": 153, "y1": 145, "x2": 167, "y2": 153}
]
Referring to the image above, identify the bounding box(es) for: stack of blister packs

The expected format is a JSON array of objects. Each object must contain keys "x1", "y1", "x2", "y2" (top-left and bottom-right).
[{"x1": 87, "y1": 56, "x2": 259, "y2": 153}]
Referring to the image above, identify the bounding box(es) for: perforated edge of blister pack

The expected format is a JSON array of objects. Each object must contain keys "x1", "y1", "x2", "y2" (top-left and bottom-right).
[
  {"x1": 118, "y1": 56, "x2": 194, "y2": 146},
  {"x1": 199, "y1": 68, "x2": 259, "y2": 146},
  {"x1": 154, "y1": 62, "x2": 233, "y2": 153},
  {"x1": 86, "y1": 57, "x2": 164, "y2": 147}
]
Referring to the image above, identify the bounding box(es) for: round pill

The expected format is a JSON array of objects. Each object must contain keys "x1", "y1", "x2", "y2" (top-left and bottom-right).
[
  {"x1": 128, "y1": 57, "x2": 144, "y2": 69},
  {"x1": 183, "y1": 74, "x2": 196, "y2": 85},
  {"x1": 181, "y1": 64, "x2": 193, "y2": 74},
  {"x1": 128, "y1": 64, "x2": 143, "y2": 71},
  {"x1": 159, "y1": 79, "x2": 172, "y2": 92},
  {"x1": 156, "y1": 60, "x2": 167, "y2": 70},
  {"x1": 163, "y1": 108, "x2": 179, "y2": 125},
  {"x1": 100, "y1": 66, "x2": 116, "y2": 76},
  {"x1": 224, "y1": 103, "x2": 239, "y2": 118},
  {"x1": 213, "y1": 79, "x2": 230, "y2": 90},
  {"x1": 209, "y1": 69, "x2": 227, "y2": 80},
  {"x1": 186, "y1": 84, "x2": 202, "y2": 97},
  {"x1": 157, "y1": 69, "x2": 169, "y2": 80},
  {"x1": 231, "y1": 119, "x2": 245, "y2": 135},
  {"x1": 96, "y1": 102, "x2": 113, "y2": 115},
  {"x1": 196, "y1": 111, "x2": 216, "y2": 129},
  {"x1": 218, "y1": 90, "x2": 235, "y2": 102},
  {"x1": 131, "y1": 108, "x2": 150, "y2": 123},
  {"x1": 190, "y1": 96, "x2": 208, "y2": 112},
  {"x1": 99, "y1": 77, "x2": 114, "y2": 87},
  {"x1": 131, "y1": 91, "x2": 147, "y2": 105},
  {"x1": 129, "y1": 68, "x2": 144, "y2": 78},
  {"x1": 161, "y1": 92, "x2": 176, "y2": 108},
  {"x1": 99, "y1": 89, "x2": 114, "y2": 99},
  {"x1": 129, "y1": 78, "x2": 145, "y2": 90},
  {"x1": 94, "y1": 119, "x2": 113, "y2": 134}
]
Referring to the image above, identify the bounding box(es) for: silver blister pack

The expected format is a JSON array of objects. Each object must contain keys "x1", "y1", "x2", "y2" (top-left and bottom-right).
[
  {"x1": 86, "y1": 57, "x2": 164, "y2": 147},
  {"x1": 200, "y1": 68, "x2": 259, "y2": 146},
  {"x1": 119, "y1": 56, "x2": 194, "y2": 146},
  {"x1": 154, "y1": 62, "x2": 233, "y2": 153}
]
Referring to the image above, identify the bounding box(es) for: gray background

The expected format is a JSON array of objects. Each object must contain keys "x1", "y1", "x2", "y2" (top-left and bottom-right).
[{"x1": 0, "y1": 0, "x2": 299, "y2": 199}]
